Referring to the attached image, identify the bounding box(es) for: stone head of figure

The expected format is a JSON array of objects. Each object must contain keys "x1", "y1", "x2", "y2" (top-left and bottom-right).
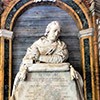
[{"x1": 45, "y1": 21, "x2": 61, "y2": 41}]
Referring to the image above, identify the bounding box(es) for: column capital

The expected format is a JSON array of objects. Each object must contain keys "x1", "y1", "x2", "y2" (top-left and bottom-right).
[
  {"x1": 78, "y1": 28, "x2": 94, "y2": 39},
  {"x1": 0, "y1": 29, "x2": 13, "y2": 39}
]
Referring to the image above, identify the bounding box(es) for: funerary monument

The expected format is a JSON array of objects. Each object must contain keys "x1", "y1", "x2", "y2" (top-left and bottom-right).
[{"x1": 10, "y1": 21, "x2": 84, "y2": 100}]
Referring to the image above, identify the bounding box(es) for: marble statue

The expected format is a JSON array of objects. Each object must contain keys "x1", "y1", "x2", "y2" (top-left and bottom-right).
[{"x1": 10, "y1": 21, "x2": 84, "y2": 100}]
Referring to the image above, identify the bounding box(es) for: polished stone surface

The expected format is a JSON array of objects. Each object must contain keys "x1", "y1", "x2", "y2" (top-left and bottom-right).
[{"x1": 14, "y1": 64, "x2": 80, "y2": 100}]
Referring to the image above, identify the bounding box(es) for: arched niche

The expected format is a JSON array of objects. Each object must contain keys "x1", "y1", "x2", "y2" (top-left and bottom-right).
[
  {"x1": 12, "y1": 5, "x2": 81, "y2": 78},
  {"x1": 1, "y1": 0, "x2": 92, "y2": 30},
  {"x1": 0, "y1": 0, "x2": 96, "y2": 100}
]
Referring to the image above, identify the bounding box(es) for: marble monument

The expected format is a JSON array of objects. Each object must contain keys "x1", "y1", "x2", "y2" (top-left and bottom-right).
[{"x1": 10, "y1": 21, "x2": 84, "y2": 100}]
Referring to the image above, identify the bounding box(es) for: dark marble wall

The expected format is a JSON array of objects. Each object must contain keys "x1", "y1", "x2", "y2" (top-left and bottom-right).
[{"x1": 4, "y1": 39, "x2": 9, "y2": 100}]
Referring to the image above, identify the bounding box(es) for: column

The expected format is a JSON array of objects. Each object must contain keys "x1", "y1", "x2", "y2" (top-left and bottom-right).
[
  {"x1": 96, "y1": 18, "x2": 100, "y2": 99},
  {"x1": 79, "y1": 28, "x2": 95, "y2": 100},
  {"x1": 89, "y1": 1, "x2": 99, "y2": 100},
  {"x1": 0, "y1": 29, "x2": 13, "y2": 100},
  {"x1": 97, "y1": 18, "x2": 100, "y2": 66}
]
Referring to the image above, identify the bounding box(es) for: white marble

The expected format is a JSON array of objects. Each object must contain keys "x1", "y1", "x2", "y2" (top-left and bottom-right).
[
  {"x1": 0, "y1": 29, "x2": 13, "y2": 38},
  {"x1": 13, "y1": 69, "x2": 82, "y2": 100},
  {"x1": 28, "y1": 63, "x2": 70, "y2": 72},
  {"x1": 10, "y1": 21, "x2": 84, "y2": 100},
  {"x1": 21, "y1": 21, "x2": 68, "y2": 65},
  {"x1": 78, "y1": 28, "x2": 94, "y2": 38}
]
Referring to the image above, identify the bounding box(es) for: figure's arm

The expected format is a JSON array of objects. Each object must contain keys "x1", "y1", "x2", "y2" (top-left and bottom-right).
[
  {"x1": 23, "y1": 44, "x2": 40, "y2": 62},
  {"x1": 39, "y1": 55, "x2": 65, "y2": 63},
  {"x1": 39, "y1": 41, "x2": 68, "y2": 63},
  {"x1": 16, "y1": 44, "x2": 40, "y2": 82}
]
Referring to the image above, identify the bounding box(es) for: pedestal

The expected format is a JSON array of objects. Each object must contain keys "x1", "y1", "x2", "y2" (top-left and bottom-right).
[{"x1": 14, "y1": 63, "x2": 80, "y2": 100}]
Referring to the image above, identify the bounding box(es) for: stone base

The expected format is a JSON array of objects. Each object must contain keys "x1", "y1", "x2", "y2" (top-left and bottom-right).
[{"x1": 14, "y1": 63, "x2": 80, "y2": 100}]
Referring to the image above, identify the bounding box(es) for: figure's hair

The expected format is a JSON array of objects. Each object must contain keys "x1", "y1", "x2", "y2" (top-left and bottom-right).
[{"x1": 44, "y1": 21, "x2": 61, "y2": 36}]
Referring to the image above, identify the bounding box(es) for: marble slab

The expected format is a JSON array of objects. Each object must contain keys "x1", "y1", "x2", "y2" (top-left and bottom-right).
[
  {"x1": 28, "y1": 63, "x2": 70, "y2": 72},
  {"x1": 14, "y1": 64, "x2": 80, "y2": 100}
]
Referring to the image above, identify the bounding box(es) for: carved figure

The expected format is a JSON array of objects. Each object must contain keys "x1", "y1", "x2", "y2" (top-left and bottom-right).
[
  {"x1": 23, "y1": 21, "x2": 68, "y2": 64},
  {"x1": 10, "y1": 21, "x2": 84, "y2": 100}
]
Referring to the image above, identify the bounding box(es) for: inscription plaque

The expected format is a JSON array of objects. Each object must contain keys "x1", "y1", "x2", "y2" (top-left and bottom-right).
[{"x1": 14, "y1": 68, "x2": 79, "y2": 100}]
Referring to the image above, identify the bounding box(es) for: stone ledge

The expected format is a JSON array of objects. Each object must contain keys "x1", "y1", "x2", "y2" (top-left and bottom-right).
[
  {"x1": 0, "y1": 29, "x2": 13, "y2": 38},
  {"x1": 78, "y1": 28, "x2": 94, "y2": 38},
  {"x1": 28, "y1": 63, "x2": 70, "y2": 72}
]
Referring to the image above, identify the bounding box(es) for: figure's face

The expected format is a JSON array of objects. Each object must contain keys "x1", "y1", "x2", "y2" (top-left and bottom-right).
[
  {"x1": 47, "y1": 26, "x2": 59, "y2": 41},
  {"x1": 46, "y1": 22, "x2": 60, "y2": 41}
]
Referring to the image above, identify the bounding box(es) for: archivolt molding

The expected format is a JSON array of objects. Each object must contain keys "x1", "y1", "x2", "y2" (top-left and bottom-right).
[
  {"x1": 10, "y1": 0, "x2": 83, "y2": 30},
  {"x1": 74, "y1": 0, "x2": 92, "y2": 28},
  {"x1": 1, "y1": 0, "x2": 20, "y2": 29},
  {"x1": 34, "y1": 0, "x2": 56, "y2": 2},
  {"x1": 1, "y1": 0, "x2": 92, "y2": 31}
]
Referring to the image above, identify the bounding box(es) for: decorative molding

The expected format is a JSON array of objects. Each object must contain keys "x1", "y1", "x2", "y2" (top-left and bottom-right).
[
  {"x1": 34, "y1": 0, "x2": 56, "y2": 3},
  {"x1": 78, "y1": 28, "x2": 94, "y2": 38},
  {"x1": 62, "y1": 0, "x2": 88, "y2": 29},
  {"x1": 2, "y1": 0, "x2": 89, "y2": 30},
  {"x1": 3, "y1": 0, "x2": 12, "y2": 9},
  {"x1": 0, "y1": 29, "x2": 13, "y2": 39},
  {"x1": 83, "y1": 0, "x2": 100, "y2": 17},
  {"x1": 89, "y1": 0, "x2": 95, "y2": 16},
  {"x1": 83, "y1": 0, "x2": 96, "y2": 16},
  {"x1": 95, "y1": 0, "x2": 100, "y2": 17}
]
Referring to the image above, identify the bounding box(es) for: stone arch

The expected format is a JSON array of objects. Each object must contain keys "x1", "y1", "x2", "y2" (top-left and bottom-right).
[{"x1": 1, "y1": 0, "x2": 92, "y2": 31}]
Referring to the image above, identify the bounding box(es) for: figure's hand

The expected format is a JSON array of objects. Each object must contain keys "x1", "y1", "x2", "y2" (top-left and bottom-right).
[{"x1": 70, "y1": 65, "x2": 78, "y2": 80}]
